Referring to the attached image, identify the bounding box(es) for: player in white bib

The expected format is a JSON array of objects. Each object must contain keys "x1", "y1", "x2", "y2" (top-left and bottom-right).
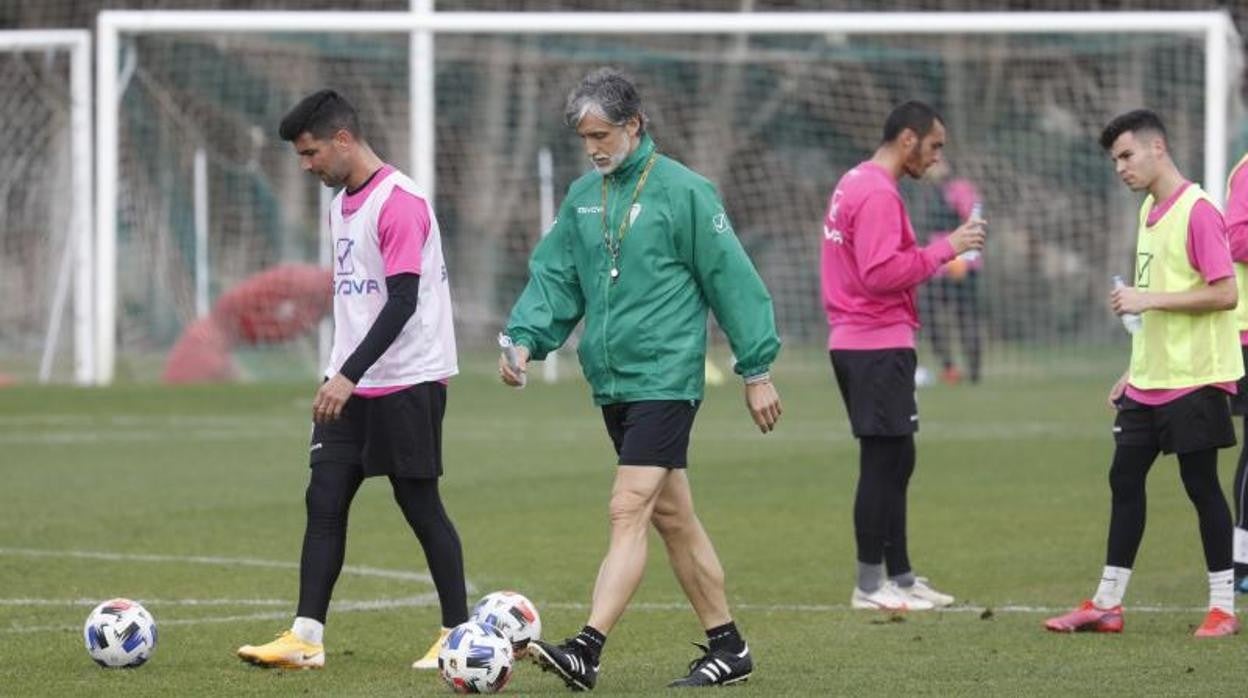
[{"x1": 237, "y1": 90, "x2": 467, "y2": 670}]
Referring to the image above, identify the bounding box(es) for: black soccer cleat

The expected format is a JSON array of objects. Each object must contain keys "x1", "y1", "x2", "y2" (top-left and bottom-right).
[
  {"x1": 667, "y1": 642, "x2": 752, "y2": 688},
  {"x1": 529, "y1": 638, "x2": 599, "y2": 691}
]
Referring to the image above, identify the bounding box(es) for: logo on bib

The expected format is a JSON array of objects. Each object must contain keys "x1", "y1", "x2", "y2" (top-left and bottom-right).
[
  {"x1": 334, "y1": 278, "x2": 382, "y2": 295},
  {"x1": 335, "y1": 238, "x2": 355, "y2": 276}
]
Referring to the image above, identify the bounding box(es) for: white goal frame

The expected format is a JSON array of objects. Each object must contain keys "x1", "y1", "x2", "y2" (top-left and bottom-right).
[
  {"x1": 0, "y1": 30, "x2": 93, "y2": 385},
  {"x1": 93, "y1": 9, "x2": 1239, "y2": 384}
]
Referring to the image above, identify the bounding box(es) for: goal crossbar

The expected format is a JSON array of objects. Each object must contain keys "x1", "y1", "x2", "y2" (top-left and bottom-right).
[{"x1": 97, "y1": 10, "x2": 1235, "y2": 36}]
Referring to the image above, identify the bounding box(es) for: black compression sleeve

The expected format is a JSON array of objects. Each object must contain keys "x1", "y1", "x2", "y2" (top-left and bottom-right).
[{"x1": 338, "y1": 272, "x2": 420, "y2": 383}]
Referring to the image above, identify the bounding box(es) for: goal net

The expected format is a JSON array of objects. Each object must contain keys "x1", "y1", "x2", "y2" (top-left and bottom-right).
[
  {"x1": 92, "y1": 11, "x2": 1242, "y2": 383},
  {"x1": 0, "y1": 31, "x2": 91, "y2": 385}
]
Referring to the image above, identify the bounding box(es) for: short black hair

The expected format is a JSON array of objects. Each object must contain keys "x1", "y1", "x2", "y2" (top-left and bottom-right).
[
  {"x1": 1099, "y1": 109, "x2": 1167, "y2": 151},
  {"x1": 278, "y1": 89, "x2": 362, "y2": 142},
  {"x1": 881, "y1": 101, "x2": 943, "y2": 144}
]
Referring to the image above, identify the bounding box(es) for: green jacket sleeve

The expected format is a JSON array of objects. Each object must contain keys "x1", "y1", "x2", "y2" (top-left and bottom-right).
[
  {"x1": 505, "y1": 199, "x2": 585, "y2": 360},
  {"x1": 683, "y1": 178, "x2": 781, "y2": 378}
]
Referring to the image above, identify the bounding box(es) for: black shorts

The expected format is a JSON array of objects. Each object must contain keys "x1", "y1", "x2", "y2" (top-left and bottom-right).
[
  {"x1": 1113, "y1": 387, "x2": 1236, "y2": 455},
  {"x1": 601, "y1": 400, "x2": 700, "y2": 468},
  {"x1": 830, "y1": 348, "x2": 918, "y2": 438},
  {"x1": 309, "y1": 382, "x2": 446, "y2": 478},
  {"x1": 1231, "y1": 345, "x2": 1248, "y2": 415}
]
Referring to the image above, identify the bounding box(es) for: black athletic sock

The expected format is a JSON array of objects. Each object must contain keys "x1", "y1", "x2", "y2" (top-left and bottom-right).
[
  {"x1": 1177, "y1": 448, "x2": 1234, "y2": 572},
  {"x1": 573, "y1": 625, "x2": 606, "y2": 665},
  {"x1": 296, "y1": 462, "x2": 365, "y2": 622},
  {"x1": 390, "y1": 476, "x2": 468, "y2": 628},
  {"x1": 706, "y1": 621, "x2": 745, "y2": 654}
]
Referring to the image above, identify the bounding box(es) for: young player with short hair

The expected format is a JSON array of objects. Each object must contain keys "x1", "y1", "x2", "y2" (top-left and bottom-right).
[{"x1": 1045, "y1": 109, "x2": 1242, "y2": 637}]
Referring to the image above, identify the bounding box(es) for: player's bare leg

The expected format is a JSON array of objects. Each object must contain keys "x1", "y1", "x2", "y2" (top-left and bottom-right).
[
  {"x1": 530, "y1": 465, "x2": 668, "y2": 691},
  {"x1": 652, "y1": 470, "x2": 753, "y2": 687},
  {"x1": 651, "y1": 470, "x2": 730, "y2": 628},
  {"x1": 586, "y1": 465, "x2": 670, "y2": 633}
]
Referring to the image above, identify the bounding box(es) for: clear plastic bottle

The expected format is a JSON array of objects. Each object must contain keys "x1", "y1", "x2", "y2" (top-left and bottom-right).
[
  {"x1": 1112, "y1": 275, "x2": 1143, "y2": 334},
  {"x1": 498, "y1": 333, "x2": 527, "y2": 388},
  {"x1": 960, "y1": 202, "x2": 983, "y2": 261}
]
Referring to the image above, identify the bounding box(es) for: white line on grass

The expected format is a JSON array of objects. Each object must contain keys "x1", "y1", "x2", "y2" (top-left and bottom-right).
[
  {"x1": 0, "y1": 547, "x2": 468, "y2": 587},
  {"x1": 0, "y1": 427, "x2": 1109, "y2": 446},
  {"x1": 2, "y1": 594, "x2": 441, "y2": 635},
  {"x1": 0, "y1": 429, "x2": 294, "y2": 445},
  {"x1": 1, "y1": 548, "x2": 1208, "y2": 636},
  {"x1": 0, "y1": 598, "x2": 290, "y2": 606},
  {"x1": 0, "y1": 547, "x2": 477, "y2": 636},
  {"x1": 545, "y1": 601, "x2": 1211, "y2": 614},
  {"x1": 0, "y1": 416, "x2": 1109, "y2": 445},
  {"x1": 4, "y1": 597, "x2": 1212, "y2": 635},
  {"x1": 0, "y1": 415, "x2": 295, "y2": 427}
]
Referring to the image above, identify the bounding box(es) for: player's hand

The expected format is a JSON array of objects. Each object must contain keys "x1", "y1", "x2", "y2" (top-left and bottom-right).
[
  {"x1": 1111, "y1": 285, "x2": 1150, "y2": 315},
  {"x1": 1107, "y1": 371, "x2": 1129, "y2": 409},
  {"x1": 499, "y1": 344, "x2": 530, "y2": 387},
  {"x1": 946, "y1": 217, "x2": 985, "y2": 255},
  {"x1": 313, "y1": 373, "x2": 355, "y2": 423},
  {"x1": 745, "y1": 379, "x2": 782, "y2": 433}
]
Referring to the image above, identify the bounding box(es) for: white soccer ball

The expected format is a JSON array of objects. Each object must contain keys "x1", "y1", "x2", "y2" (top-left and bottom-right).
[
  {"x1": 83, "y1": 598, "x2": 157, "y2": 668},
  {"x1": 438, "y1": 621, "x2": 513, "y2": 694},
  {"x1": 470, "y1": 590, "x2": 542, "y2": 657}
]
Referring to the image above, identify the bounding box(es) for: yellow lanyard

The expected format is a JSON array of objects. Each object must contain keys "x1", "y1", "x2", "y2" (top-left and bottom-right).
[{"x1": 601, "y1": 151, "x2": 659, "y2": 281}]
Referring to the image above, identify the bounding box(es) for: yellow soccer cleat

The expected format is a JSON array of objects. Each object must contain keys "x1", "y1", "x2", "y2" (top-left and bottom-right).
[
  {"x1": 411, "y1": 627, "x2": 451, "y2": 669},
  {"x1": 237, "y1": 630, "x2": 325, "y2": 669}
]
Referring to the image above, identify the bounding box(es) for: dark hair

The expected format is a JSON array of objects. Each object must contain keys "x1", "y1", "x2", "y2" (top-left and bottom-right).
[
  {"x1": 278, "y1": 89, "x2": 362, "y2": 142},
  {"x1": 564, "y1": 67, "x2": 646, "y2": 134},
  {"x1": 1099, "y1": 109, "x2": 1167, "y2": 151},
  {"x1": 881, "y1": 101, "x2": 943, "y2": 144}
]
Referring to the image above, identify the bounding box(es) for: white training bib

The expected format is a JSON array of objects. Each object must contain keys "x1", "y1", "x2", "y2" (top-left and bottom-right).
[{"x1": 327, "y1": 170, "x2": 458, "y2": 387}]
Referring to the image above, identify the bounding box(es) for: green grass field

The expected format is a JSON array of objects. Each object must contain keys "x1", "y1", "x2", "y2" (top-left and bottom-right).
[{"x1": 3, "y1": 350, "x2": 1247, "y2": 695}]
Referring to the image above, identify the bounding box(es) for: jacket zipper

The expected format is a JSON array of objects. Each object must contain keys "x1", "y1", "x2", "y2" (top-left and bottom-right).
[{"x1": 602, "y1": 175, "x2": 615, "y2": 399}]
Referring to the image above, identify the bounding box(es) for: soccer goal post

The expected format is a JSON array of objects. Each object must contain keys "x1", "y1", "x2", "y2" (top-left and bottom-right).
[
  {"x1": 93, "y1": 10, "x2": 1241, "y2": 385},
  {"x1": 0, "y1": 30, "x2": 93, "y2": 385}
]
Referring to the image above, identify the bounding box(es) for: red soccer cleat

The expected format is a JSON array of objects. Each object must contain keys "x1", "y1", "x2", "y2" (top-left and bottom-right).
[
  {"x1": 1194, "y1": 608, "x2": 1240, "y2": 638},
  {"x1": 1044, "y1": 600, "x2": 1124, "y2": 633}
]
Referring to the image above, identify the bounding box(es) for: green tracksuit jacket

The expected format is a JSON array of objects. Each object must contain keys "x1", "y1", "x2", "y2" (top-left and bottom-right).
[{"x1": 506, "y1": 133, "x2": 781, "y2": 406}]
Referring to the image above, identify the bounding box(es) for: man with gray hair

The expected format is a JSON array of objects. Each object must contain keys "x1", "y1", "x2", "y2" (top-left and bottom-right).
[{"x1": 499, "y1": 67, "x2": 782, "y2": 689}]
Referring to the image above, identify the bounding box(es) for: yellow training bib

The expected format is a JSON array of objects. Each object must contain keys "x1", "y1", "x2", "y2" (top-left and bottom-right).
[{"x1": 1128, "y1": 184, "x2": 1242, "y2": 389}]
